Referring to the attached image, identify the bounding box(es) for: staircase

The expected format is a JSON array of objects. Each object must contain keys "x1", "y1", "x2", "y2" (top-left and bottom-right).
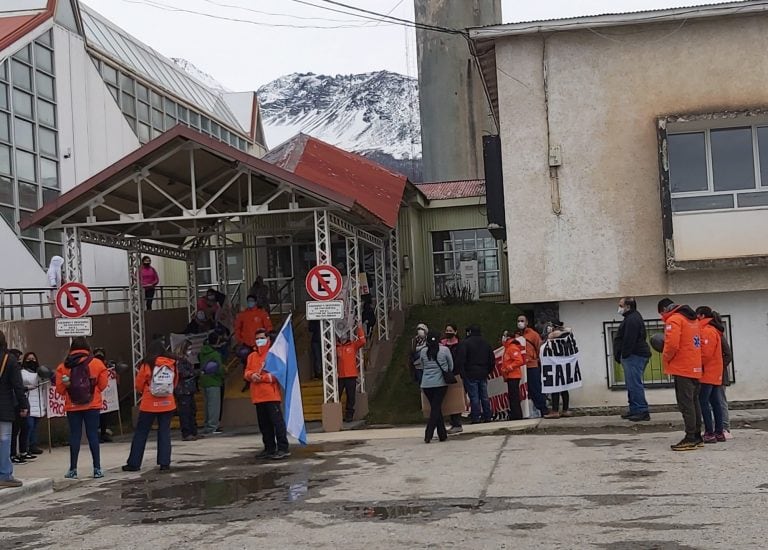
[{"x1": 300, "y1": 380, "x2": 324, "y2": 421}]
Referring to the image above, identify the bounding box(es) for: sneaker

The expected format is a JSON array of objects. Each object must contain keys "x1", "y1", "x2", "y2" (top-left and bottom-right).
[
  {"x1": 100, "y1": 434, "x2": 113, "y2": 443},
  {"x1": 715, "y1": 432, "x2": 726, "y2": 442},
  {"x1": 255, "y1": 449, "x2": 275, "y2": 459},
  {"x1": 543, "y1": 412, "x2": 561, "y2": 419},
  {"x1": 270, "y1": 450, "x2": 291, "y2": 460},
  {"x1": 93, "y1": 468, "x2": 104, "y2": 479},
  {"x1": 121, "y1": 465, "x2": 140, "y2": 472},
  {"x1": 213, "y1": 428, "x2": 223, "y2": 435},
  {"x1": 620, "y1": 411, "x2": 633, "y2": 419},
  {"x1": 0, "y1": 477, "x2": 23, "y2": 488},
  {"x1": 11, "y1": 455, "x2": 26, "y2": 464},
  {"x1": 703, "y1": 432, "x2": 717, "y2": 444},
  {"x1": 29, "y1": 447, "x2": 44, "y2": 455},
  {"x1": 446, "y1": 426, "x2": 463, "y2": 434},
  {"x1": 723, "y1": 430, "x2": 734, "y2": 441},
  {"x1": 560, "y1": 410, "x2": 574, "y2": 418},
  {"x1": 628, "y1": 412, "x2": 651, "y2": 422},
  {"x1": 694, "y1": 436, "x2": 705, "y2": 448},
  {"x1": 64, "y1": 469, "x2": 78, "y2": 479},
  {"x1": 159, "y1": 465, "x2": 170, "y2": 472},
  {"x1": 670, "y1": 439, "x2": 699, "y2": 451},
  {"x1": 22, "y1": 452, "x2": 37, "y2": 460},
  {"x1": 182, "y1": 435, "x2": 197, "y2": 442}
]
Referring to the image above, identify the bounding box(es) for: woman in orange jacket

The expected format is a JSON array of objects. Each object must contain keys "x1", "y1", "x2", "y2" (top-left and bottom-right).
[
  {"x1": 696, "y1": 307, "x2": 726, "y2": 443},
  {"x1": 123, "y1": 340, "x2": 178, "y2": 472},
  {"x1": 500, "y1": 330, "x2": 526, "y2": 421},
  {"x1": 55, "y1": 338, "x2": 109, "y2": 480},
  {"x1": 337, "y1": 326, "x2": 366, "y2": 423},
  {"x1": 244, "y1": 328, "x2": 289, "y2": 460}
]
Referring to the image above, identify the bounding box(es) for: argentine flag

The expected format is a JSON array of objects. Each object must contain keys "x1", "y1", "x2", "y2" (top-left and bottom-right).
[{"x1": 264, "y1": 315, "x2": 308, "y2": 445}]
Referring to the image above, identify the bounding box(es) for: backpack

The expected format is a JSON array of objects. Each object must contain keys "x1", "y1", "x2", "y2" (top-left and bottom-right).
[
  {"x1": 68, "y1": 357, "x2": 94, "y2": 405},
  {"x1": 149, "y1": 361, "x2": 175, "y2": 397}
]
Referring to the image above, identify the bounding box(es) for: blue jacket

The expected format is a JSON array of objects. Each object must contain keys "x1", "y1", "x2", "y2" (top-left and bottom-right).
[{"x1": 419, "y1": 346, "x2": 454, "y2": 389}]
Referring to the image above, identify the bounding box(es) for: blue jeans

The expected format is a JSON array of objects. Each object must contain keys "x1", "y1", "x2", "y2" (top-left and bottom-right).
[
  {"x1": 715, "y1": 385, "x2": 730, "y2": 430},
  {"x1": 699, "y1": 383, "x2": 724, "y2": 434},
  {"x1": 464, "y1": 378, "x2": 492, "y2": 421},
  {"x1": 526, "y1": 366, "x2": 549, "y2": 415},
  {"x1": 621, "y1": 354, "x2": 650, "y2": 414},
  {"x1": 127, "y1": 411, "x2": 173, "y2": 468},
  {"x1": 67, "y1": 409, "x2": 101, "y2": 471},
  {"x1": 0, "y1": 421, "x2": 12, "y2": 480},
  {"x1": 26, "y1": 416, "x2": 40, "y2": 448}
]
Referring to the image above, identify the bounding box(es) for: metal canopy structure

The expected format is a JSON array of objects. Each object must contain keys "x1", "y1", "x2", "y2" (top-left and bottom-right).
[{"x1": 21, "y1": 125, "x2": 402, "y2": 411}]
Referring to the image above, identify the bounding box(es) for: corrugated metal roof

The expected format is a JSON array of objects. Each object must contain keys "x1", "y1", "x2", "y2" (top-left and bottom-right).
[
  {"x1": 79, "y1": 4, "x2": 244, "y2": 132},
  {"x1": 416, "y1": 179, "x2": 486, "y2": 200},
  {"x1": 265, "y1": 134, "x2": 408, "y2": 229}
]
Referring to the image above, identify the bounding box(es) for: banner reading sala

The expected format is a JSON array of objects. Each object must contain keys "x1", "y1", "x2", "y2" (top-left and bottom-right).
[{"x1": 540, "y1": 333, "x2": 583, "y2": 394}]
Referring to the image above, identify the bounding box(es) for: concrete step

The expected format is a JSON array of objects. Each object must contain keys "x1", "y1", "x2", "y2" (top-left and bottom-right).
[{"x1": 0, "y1": 478, "x2": 53, "y2": 508}]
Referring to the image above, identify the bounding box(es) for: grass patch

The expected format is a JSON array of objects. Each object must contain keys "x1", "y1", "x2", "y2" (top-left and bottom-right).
[{"x1": 368, "y1": 302, "x2": 523, "y2": 425}]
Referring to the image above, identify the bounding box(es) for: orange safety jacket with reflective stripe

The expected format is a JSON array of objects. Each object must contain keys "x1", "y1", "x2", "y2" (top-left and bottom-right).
[
  {"x1": 337, "y1": 326, "x2": 366, "y2": 379},
  {"x1": 698, "y1": 318, "x2": 724, "y2": 386},
  {"x1": 135, "y1": 356, "x2": 178, "y2": 413},
  {"x1": 244, "y1": 343, "x2": 282, "y2": 404},
  {"x1": 661, "y1": 306, "x2": 702, "y2": 379}
]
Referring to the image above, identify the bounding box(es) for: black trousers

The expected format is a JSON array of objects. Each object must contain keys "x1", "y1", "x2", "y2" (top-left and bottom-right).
[
  {"x1": 551, "y1": 391, "x2": 570, "y2": 412},
  {"x1": 449, "y1": 413, "x2": 462, "y2": 428},
  {"x1": 256, "y1": 402, "x2": 289, "y2": 454},
  {"x1": 177, "y1": 394, "x2": 197, "y2": 438},
  {"x1": 506, "y1": 380, "x2": 523, "y2": 420},
  {"x1": 11, "y1": 413, "x2": 29, "y2": 456},
  {"x1": 144, "y1": 287, "x2": 156, "y2": 310},
  {"x1": 674, "y1": 376, "x2": 702, "y2": 441},
  {"x1": 310, "y1": 340, "x2": 322, "y2": 378},
  {"x1": 423, "y1": 386, "x2": 448, "y2": 442},
  {"x1": 339, "y1": 377, "x2": 357, "y2": 420}
]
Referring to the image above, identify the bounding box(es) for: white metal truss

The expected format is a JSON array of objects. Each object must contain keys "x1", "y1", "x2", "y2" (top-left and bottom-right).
[
  {"x1": 345, "y1": 233, "x2": 364, "y2": 393},
  {"x1": 78, "y1": 228, "x2": 188, "y2": 260},
  {"x1": 374, "y1": 246, "x2": 389, "y2": 341},
  {"x1": 127, "y1": 248, "x2": 146, "y2": 404},
  {"x1": 63, "y1": 227, "x2": 82, "y2": 283},
  {"x1": 389, "y1": 227, "x2": 401, "y2": 311},
  {"x1": 186, "y1": 250, "x2": 198, "y2": 321},
  {"x1": 315, "y1": 210, "x2": 338, "y2": 403}
]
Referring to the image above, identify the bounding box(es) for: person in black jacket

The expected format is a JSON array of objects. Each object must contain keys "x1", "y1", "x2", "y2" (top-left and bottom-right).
[
  {"x1": 455, "y1": 325, "x2": 495, "y2": 423},
  {"x1": 0, "y1": 331, "x2": 29, "y2": 488},
  {"x1": 614, "y1": 297, "x2": 652, "y2": 421}
]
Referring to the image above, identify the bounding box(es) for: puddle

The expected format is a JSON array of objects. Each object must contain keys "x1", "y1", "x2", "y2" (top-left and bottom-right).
[
  {"x1": 571, "y1": 438, "x2": 629, "y2": 448},
  {"x1": 600, "y1": 470, "x2": 665, "y2": 480}
]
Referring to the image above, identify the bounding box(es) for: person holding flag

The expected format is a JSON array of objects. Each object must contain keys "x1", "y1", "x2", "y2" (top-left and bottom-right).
[{"x1": 245, "y1": 327, "x2": 290, "y2": 460}]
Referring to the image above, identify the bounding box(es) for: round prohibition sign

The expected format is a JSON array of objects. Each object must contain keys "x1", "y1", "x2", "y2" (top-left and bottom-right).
[
  {"x1": 55, "y1": 282, "x2": 92, "y2": 319},
  {"x1": 305, "y1": 265, "x2": 343, "y2": 301}
]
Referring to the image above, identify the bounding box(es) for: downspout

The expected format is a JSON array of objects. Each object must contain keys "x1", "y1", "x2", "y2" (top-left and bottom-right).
[{"x1": 542, "y1": 35, "x2": 562, "y2": 216}]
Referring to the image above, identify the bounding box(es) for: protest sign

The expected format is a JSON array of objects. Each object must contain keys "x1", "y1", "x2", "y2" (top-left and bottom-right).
[
  {"x1": 48, "y1": 385, "x2": 66, "y2": 418},
  {"x1": 540, "y1": 333, "x2": 583, "y2": 394},
  {"x1": 101, "y1": 368, "x2": 119, "y2": 414}
]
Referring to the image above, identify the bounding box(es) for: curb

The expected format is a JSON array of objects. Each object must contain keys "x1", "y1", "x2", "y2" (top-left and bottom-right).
[{"x1": 0, "y1": 478, "x2": 54, "y2": 508}]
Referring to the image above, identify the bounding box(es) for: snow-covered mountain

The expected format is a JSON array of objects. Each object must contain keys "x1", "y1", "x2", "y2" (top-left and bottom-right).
[
  {"x1": 171, "y1": 58, "x2": 231, "y2": 94},
  {"x1": 257, "y1": 71, "x2": 422, "y2": 180}
]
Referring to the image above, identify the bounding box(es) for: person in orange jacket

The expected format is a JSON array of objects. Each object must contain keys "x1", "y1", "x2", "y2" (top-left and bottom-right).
[
  {"x1": 337, "y1": 325, "x2": 366, "y2": 423},
  {"x1": 515, "y1": 315, "x2": 549, "y2": 418},
  {"x1": 123, "y1": 340, "x2": 178, "y2": 472},
  {"x1": 658, "y1": 298, "x2": 703, "y2": 451},
  {"x1": 244, "y1": 328, "x2": 289, "y2": 460},
  {"x1": 235, "y1": 295, "x2": 273, "y2": 347},
  {"x1": 696, "y1": 306, "x2": 726, "y2": 444},
  {"x1": 55, "y1": 337, "x2": 109, "y2": 480},
  {"x1": 500, "y1": 330, "x2": 526, "y2": 420}
]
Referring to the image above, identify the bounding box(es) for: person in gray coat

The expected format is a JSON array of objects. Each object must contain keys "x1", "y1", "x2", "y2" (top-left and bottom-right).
[{"x1": 419, "y1": 331, "x2": 454, "y2": 443}]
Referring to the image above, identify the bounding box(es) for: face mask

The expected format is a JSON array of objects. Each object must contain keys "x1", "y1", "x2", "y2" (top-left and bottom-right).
[
  {"x1": 143, "y1": 262, "x2": 150, "y2": 267},
  {"x1": 501, "y1": 336, "x2": 509, "y2": 343},
  {"x1": 444, "y1": 332, "x2": 456, "y2": 339},
  {"x1": 23, "y1": 360, "x2": 38, "y2": 370},
  {"x1": 545, "y1": 326, "x2": 553, "y2": 334},
  {"x1": 417, "y1": 329, "x2": 426, "y2": 337},
  {"x1": 517, "y1": 321, "x2": 526, "y2": 330},
  {"x1": 256, "y1": 338, "x2": 268, "y2": 347},
  {"x1": 618, "y1": 307, "x2": 625, "y2": 315},
  {"x1": 247, "y1": 300, "x2": 257, "y2": 309},
  {"x1": 196, "y1": 312, "x2": 206, "y2": 322}
]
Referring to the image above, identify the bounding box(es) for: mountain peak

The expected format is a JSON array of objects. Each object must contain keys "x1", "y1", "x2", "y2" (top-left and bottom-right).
[{"x1": 171, "y1": 58, "x2": 231, "y2": 94}]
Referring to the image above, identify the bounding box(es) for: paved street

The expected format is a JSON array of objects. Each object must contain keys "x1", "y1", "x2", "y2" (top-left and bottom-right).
[{"x1": 2, "y1": 415, "x2": 767, "y2": 550}]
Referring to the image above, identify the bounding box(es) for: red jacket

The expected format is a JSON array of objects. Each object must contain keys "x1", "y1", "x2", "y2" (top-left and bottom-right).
[
  {"x1": 500, "y1": 339, "x2": 525, "y2": 380},
  {"x1": 135, "y1": 356, "x2": 178, "y2": 413},
  {"x1": 235, "y1": 307, "x2": 273, "y2": 346},
  {"x1": 244, "y1": 343, "x2": 281, "y2": 404},
  {"x1": 661, "y1": 306, "x2": 702, "y2": 379},
  {"x1": 337, "y1": 326, "x2": 366, "y2": 379},
  {"x1": 55, "y1": 353, "x2": 109, "y2": 412},
  {"x1": 698, "y1": 318, "x2": 723, "y2": 386}
]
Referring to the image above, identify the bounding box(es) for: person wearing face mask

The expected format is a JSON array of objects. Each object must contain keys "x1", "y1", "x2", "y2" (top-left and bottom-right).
[
  {"x1": 500, "y1": 330, "x2": 526, "y2": 421},
  {"x1": 245, "y1": 328, "x2": 290, "y2": 460},
  {"x1": 515, "y1": 315, "x2": 548, "y2": 418},
  {"x1": 197, "y1": 289, "x2": 223, "y2": 320},
  {"x1": 20, "y1": 352, "x2": 46, "y2": 455},
  {"x1": 140, "y1": 256, "x2": 160, "y2": 311},
  {"x1": 409, "y1": 323, "x2": 429, "y2": 383},
  {"x1": 235, "y1": 295, "x2": 273, "y2": 348},
  {"x1": 455, "y1": 325, "x2": 495, "y2": 423},
  {"x1": 337, "y1": 326, "x2": 367, "y2": 423},
  {"x1": 440, "y1": 324, "x2": 464, "y2": 434},
  {"x1": 613, "y1": 297, "x2": 652, "y2": 422},
  {"x1": 198, "y1": 334, "x2": 225, "y2": 435}
]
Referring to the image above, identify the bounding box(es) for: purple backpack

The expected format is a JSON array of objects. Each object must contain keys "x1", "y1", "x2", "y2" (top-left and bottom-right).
[{"x1": 67, "y1": 356, "x2": 94, "y2": 405}]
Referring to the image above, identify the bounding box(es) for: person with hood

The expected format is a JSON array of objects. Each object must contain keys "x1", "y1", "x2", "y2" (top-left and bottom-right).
[
  {"x1": 55, "y1": 338, "x2": 109, "y2": 479},
  {"x1": 419, "y1": 330, "x2": 454, "y2": 443},
  {"x1": 123, "y1": 340, "x2": 178, "y2": 472},
  {"x1": 455, "y1": 325, "x2": 495, "y2": 423},
  {"x1": 695, "y1": 306, "x2": 726, "y2": 443},
  {"x1": 500, "y1": 330, "x2": 526, "y2": 421},
  {"x1": 244, "y1": 327, "x2": 289, "y2": 460},
  {"x1": 47, "y1": 255, "x2": 64, "y2": 318},
  {"x1": 614, "y1": 297, "x2": 652, "y2": 422},
  {"x1": 0, "y1": 331, "x2": 29, "y2": 488},
  {"x1": 409, "y1": 323, "x2": 428, "y2": 383},
  {"x1": 174, "y1": 340, "x2": 200, "y2": 442},
  {"x1": 515, "y1": 314, "x2": 548, "y2": 418},
  {"x1": 20, "y1": 352, "x2": 46, "y2": 455},
  {"x1": 198, "y1": 334, "x2": 225, "y2": 435},
  {"x1": 234, "y1": 295, "x2": 273, "y2": 347},
  {"x1": 657, "y1": 298, "x2": 703, "y2": 451},
  {"x1": 140, "y1": 256, "x2": 160, "y2": 310},
  {"x1": 247, "y1": 275, "x2": 271, "y2": 312},
  {"x1": 337, "y1": 325, "x2": 367, "y2": 423},
  {"x1": 440, "y1": 323, "x2": 463, "y2": 434}
]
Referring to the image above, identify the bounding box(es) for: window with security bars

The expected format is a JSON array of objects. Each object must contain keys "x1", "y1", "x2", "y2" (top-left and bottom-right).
[
  {"x1": 431, "y1": 228, "x2": 501, "y2": 297},
  {"x1": 603, "y1": 315, "x2": 735, "y2": 389}
]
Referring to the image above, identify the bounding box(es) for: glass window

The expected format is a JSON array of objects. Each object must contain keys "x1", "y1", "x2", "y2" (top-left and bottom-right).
[
  {"x1": 201, "y1": 117, "x2": 210, "y2": 132},
  {"x1": 40, "y1": 158, "x2": 58, "y2": 188},
  {"x1": 151, "y1": 127, "x2": 162, "y2": 139},
  {"x1": 18, "y1": 181, "x2": 38, "y2": 210},
  {"x1": 16, "y1": 150, "x2": 35, "y2": 181},
  {"x1": 37, "y1": 99, "x2": 55, "y2": 127},
  {"x1": 107, "y1": 84, "x2": 118, "y2": 102},
  {"x1": 211, "y1": 122, "x2": 220, "y2": 138},
  {"x1": 120, "y1": 73, "x2": 134, "y2": 94},
  {"x1": 136, "y1": 83, "x2": 149, "y2": 102},
  {"x1": 0, "y1": 176, "x2": 12, "y2": 205},
  {"x1": 13, "y1": 117, "x2": 34, "y2": 151},
  {"x1": 125, "y1": 115, "x2": 136, "y2": 131},
  {"x1": 190, "y1": 111, "x2": 200, "y2": 128},
  {"x1": 36, "y1": 71, "x2": 54, "y2": 100},
  {"x1": 14, "y1": 45, "x2": 31, "y2": 64},
  {"x1": 221, "y1": 129, "x2": 229, "y2": 143},
  {"x1": 672, "y1": 195, "x2": 734, "y2": 212},
  {"x1": 178, "y1": 106, "x2": 188, "y2": 123},
  {"x1": 21, "y1": 239, "x2": 40, "y2": 260},
  {"x1": 34, "y1": 44, "x2": 53, "y2": 73},
  {"x1": 37, "y1": 30, "x2": 52, "y2": 47},
  {"x1": 13, "y1": 89, "x2": 33, "y2": 118},
  {"x1": 164, "y1": 98, "x2": 176, "y2": 116},
  {"x1": 42, "y1": 187, "x2": 58, "y2": 204},
  {"x1": 668, "y1": 132, "x2": 708, "y2": 193},
  {"x1": 431, "y1": 229, "x2": 500, "y2": 296},
  {"x1": 0, "y1": 205, "x2": 14, "y2": 226},
  {"x1": 121, "y1": 92, "x2": 135, "y2": 116},
  {"x1": 0, "y1": 82, "x2": 7, "y2": 110},
  {"x1": 44, "y1": 229, "x2": 61, "y2": 242},
  {"x1": 137, "y1": 101, "x2": 149, "y2": 122},
  {"x1": 0, "y1": 112, "x2": 8, "y2": 142},
  {"x1": 239, "y1": 138, "x2": 247, "y2": 151},
  {"x1": 711, "y1": 127, "x2": 755, "y2": 191},
  {"x1": 0, "y1": 144, "x2": 10, "y2": 175},
  {"x1": 21, "y1": 226, "x2": 38, "y2": 239},
  {"x1": 39, "y1": 126, "x2": 56, "y2": 156},
  {"x1": 164, "y1": 114, "x2": 176, "y2": 129},
  {"x1": 0, "y1": 61, "x2": 6, "y2": 82},
  {"x1": 138, "y1": 122, "x2": 150, "y2": 143},
  {"x1": 11, "y1": 61, "x2": 31, "y2": 90},
  {"x1": 757, "y1": 127, "x2": 768, "y2": 187},
  {"x1": 150, "y1": 91, "x2": 162, "y2": 108},
  {"x1": 45, "y1": 242, "x2": 62, "y2": 267},
  {"x1": 229, "y1": 133, "x2": 238, "y2": 147},
  {"x1": 738, "y1": 191, "x2": 768, "y2": 207},
  {"x1": 102, "y1": 64, "x2": 118, "y2": 85},
  {"x1": 152, "y1": 108, "x2": 163, "y2": 129}
]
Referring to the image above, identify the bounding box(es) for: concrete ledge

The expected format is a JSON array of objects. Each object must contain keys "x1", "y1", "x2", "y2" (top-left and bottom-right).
[{"x1": 0, "y1": 478, "x2": 54, "y2": 508}]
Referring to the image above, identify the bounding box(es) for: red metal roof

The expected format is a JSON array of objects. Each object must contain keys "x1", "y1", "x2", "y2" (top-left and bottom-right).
[
  {"x1": 0, "y1": 1, "x2": 54, "y2": 52},
  {"x1": 416, "y1": 179, "x2": 486, "y2": 200},
  {"x1": 265, "y1": 134, "x2": 408, "y2": 229}
]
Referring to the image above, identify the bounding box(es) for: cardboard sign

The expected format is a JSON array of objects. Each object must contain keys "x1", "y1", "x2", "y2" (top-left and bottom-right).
[
  {"x1": 47, "y1": 385, "x2": 66, "y2": 418},
  {"x1": 101, "y1": 369, "x2": 119, "y2": 414}
]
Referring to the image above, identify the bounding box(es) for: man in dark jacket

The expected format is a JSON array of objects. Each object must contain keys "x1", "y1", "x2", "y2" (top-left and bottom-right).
[
  {"x1": 0, "y1": 331, "x2": 29, "y2": 488},
  {"x1": 614, "y1": 297, "x2": 652, "y2": 422},
  {"x1": 455, "y1": 325, "x2": 495, "y2": 423}
]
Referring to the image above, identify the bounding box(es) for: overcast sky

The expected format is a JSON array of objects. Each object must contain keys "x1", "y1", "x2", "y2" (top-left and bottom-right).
[{"x1": 83, "y1": 0, "x2": 734, "y2": 90}]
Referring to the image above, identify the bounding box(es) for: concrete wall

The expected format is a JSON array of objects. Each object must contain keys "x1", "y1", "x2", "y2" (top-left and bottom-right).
[
  {"x1": 494, "y1": 14, "x2": 768, "y2": 304},
  {"x1": 415, "y1": 0, "x2": 500, "y2": 182}
]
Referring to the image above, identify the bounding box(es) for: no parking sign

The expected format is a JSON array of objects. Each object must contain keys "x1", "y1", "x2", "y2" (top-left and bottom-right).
[
  {"x1": 305, "y1": 265, "x2": 343, "y2": 301},
  {"x1": 55, "y1": 282, "x2": 92, "y2": 318}
]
